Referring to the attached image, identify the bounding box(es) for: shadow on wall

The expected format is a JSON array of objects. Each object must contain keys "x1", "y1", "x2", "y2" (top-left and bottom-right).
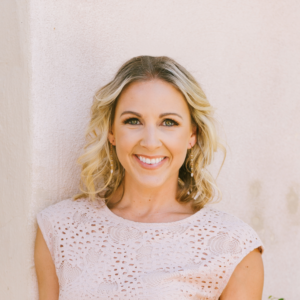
[
  {"x1": 248, "y1": 180, "x2": 300, "y2": 242},
  {"x1": 286, "y1": 184, "x2": 299, "y2": 224},
  {"x1": 248, "y1": 180, "x2": 276, "y2": 245}
]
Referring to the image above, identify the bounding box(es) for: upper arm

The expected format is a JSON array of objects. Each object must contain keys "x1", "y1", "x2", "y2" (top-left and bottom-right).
[
  {"x1": 35, "y1": 226, "x2": 59, "y2": 300},
  {"x1": 220, "y1": 248, "x2": 264, "y2": 300}
]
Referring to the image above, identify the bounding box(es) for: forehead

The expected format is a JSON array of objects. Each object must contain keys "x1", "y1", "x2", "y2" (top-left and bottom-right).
[{"x1": 115, "y1": 79, "x2": 190, "y2": 117}]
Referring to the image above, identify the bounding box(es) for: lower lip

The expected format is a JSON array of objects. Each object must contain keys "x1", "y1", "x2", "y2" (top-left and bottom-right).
[{"x1": 133, "y1": 155, "x2": 167, "y2": 169}]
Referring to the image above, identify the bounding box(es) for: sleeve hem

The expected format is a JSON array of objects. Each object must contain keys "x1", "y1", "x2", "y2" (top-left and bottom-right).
[
  {"x1": 215, "y1": 241, "x2": 264, "y2": 298},
  {"x1": 36, "y1": 212, "x2": 55, "y2": 263}
]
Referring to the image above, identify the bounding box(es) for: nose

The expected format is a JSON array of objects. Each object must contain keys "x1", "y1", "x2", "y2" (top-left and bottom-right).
[{"x1": 140, "y1": 124, "x2": 162, "y2": 150}]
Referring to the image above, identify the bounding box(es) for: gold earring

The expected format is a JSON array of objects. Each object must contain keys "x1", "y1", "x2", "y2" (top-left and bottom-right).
[
  {"x1": 190, "y1": 148, "x2": 194, "y2": 177},
  {"x1": 109, "y1": 147, "x2": 113, "y2": 174}
]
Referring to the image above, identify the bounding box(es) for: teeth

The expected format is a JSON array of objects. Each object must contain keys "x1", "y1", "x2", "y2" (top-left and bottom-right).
[{"x1": 138, "y1": 156, "x2": 164, "y2": 165}]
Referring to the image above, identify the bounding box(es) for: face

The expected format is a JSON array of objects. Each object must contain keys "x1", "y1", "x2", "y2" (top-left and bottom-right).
[{"x1": 108, "y1": 79, "x2": 196, "y2": 188}]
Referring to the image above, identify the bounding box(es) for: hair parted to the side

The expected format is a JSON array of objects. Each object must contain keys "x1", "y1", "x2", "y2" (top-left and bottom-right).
[{"x1": 74, "y1": 55, "x2": 226, "y2": 211}]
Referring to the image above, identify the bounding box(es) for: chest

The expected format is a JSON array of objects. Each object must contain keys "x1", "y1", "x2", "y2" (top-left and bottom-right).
[{"x1": 52, "y1": 219, "x2": 225, "y2": 300}]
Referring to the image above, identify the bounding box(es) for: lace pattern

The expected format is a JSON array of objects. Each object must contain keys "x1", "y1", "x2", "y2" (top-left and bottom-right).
[{"x1": 37, "y1": 198, "x2": 264, "y2": 300}]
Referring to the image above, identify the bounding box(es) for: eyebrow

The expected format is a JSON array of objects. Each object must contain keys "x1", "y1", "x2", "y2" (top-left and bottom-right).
[
  {"x1": 120, "y1": 111, "x2": 142, "y2": 117},
  {"x1": 120, "y1": 111, "x2": 183, "y2": 119},
  {"x1": 159, "y1": 112, "x2": 182, "y2": 119}
]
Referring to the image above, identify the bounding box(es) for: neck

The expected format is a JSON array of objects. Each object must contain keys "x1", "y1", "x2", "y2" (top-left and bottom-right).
[{"x1": 110, "y1": 173, "x2": 181, "y2": 215}]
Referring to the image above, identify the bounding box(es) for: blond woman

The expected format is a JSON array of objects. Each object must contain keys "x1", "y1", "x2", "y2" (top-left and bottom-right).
[{"x1": 35, "y1": 56, "x2": 264, "y2": 300}]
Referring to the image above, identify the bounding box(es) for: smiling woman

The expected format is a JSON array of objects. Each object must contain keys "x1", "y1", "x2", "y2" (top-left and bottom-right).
[
  {"x1": 75, "y1": 56, "x2": 223, "y2": 210},
  {"x1": 35, "y1": 56, "x2": 264, "y2": 300},
  {"x1": 108, "y1": 79, "x2": 198, "y2": 200}
]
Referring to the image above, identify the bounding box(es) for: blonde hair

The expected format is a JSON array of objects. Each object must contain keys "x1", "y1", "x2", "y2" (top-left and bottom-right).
[{"x1": 74, "y1": 56, "x2": 226, "y2": 211}]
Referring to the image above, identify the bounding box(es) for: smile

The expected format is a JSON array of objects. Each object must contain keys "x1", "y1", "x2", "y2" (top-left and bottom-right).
[
  {"x1": 137, "y1": 156, "x2": 165, "y2": 165},
  {"x1": 134, "y1": 155, "x2": 167, "y2": 168}
]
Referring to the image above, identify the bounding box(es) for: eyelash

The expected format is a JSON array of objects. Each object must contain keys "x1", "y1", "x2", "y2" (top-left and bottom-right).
[{"x1": 124, "y1": 118, "x2": 179, "y2": 127}]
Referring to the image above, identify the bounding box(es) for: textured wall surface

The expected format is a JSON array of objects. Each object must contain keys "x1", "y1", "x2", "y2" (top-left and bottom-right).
[
  {"x1": 30, "y1": 1, "x2": 300, "y2": 299},
  {"x1": 2, "y1": 0, "x2": 300, "y2": 299},
  {"x1": 0, "y1": 0, "x2": 31, "y2": 299}
]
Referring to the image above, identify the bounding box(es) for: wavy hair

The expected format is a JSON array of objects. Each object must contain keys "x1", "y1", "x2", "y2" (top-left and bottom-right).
[{"x1": 74, "y1": 56, "x2": 226, "y2": 211}]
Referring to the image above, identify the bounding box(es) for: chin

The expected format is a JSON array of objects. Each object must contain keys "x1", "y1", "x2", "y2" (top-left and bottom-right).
[{"x1": 133, "y1": 174, "x2": 168, "y2": 189}]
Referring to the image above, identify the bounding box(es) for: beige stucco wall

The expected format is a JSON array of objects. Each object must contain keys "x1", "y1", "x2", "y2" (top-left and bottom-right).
[
  {"x1": 0, "y1": 0, "x2": 31, "y2": 299},
  {"x1": 1, "y1": 1, "x2": 299, "y2": 299}
]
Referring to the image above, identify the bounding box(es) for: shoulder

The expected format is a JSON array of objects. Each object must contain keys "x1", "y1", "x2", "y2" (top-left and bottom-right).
[
  {"x1": 37, "y1": 198, "x2": 75, "y2": 217},
  {"x1": 36, "y1": 197, "x2": 107, "y2": 241},
  {"x1": 198, "y1": 206, "x2": 264, "y2": 254},
  {"x1": 37, "y1": 197, "x2": 105, "y2": 221},
  {"x1": 195, "y1": 206, "x2": 264, "y2": 298},
  {"x1": 36, "y1": 197, "x2": 106, "y2": 264}
]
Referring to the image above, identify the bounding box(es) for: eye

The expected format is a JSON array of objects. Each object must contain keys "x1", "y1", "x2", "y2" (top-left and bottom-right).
[
  {"x1": 162, "y1": 119, "x2": 178, "y2": 127},
  {"x1": 124, "y1": 118, "x2": 141, "y2": 125}
]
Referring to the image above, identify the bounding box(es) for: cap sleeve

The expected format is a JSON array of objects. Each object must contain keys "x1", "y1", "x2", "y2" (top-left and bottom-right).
[
  {"x1": 216, "y1": 219, "x2": 264, "y2": 297},
  {"x1": 36, "y1": 207, "x2": 56, "y2": 263}
]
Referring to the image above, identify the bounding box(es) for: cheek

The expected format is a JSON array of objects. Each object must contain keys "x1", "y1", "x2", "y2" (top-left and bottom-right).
[
  {"x1": 114, "y1": 128, "x2": 137, "y2": 165},
  {"x1": 165, "y1": 131, "x2": 190, "y2": 164},
  {"x1": 169, "y1": 141, "x2": 189, "y2": 166}
]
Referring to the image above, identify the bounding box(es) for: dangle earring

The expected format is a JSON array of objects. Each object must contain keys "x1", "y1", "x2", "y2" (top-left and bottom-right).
[
  {"x1": 190, "y1": 148, "x2": 194, "y2": 177},
  {"x1": 109, "y1": 146, "x2": 114, "y2": 174}
]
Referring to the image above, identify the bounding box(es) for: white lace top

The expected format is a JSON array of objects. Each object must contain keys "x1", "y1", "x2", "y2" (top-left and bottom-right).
[{"x1": 37, "y1": 198, "x2": 264, "y2": 300}]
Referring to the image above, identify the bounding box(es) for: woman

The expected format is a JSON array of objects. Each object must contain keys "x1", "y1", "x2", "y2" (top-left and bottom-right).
[{"x1": 35, "y1": 56, "x2": 264, "y2": 300}]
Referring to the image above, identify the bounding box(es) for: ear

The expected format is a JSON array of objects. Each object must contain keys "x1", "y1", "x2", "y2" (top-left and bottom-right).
[
  {"x1": 108, "y1": 127, "x2": 116, "y2": 146},
  {"x1": 187, "y1": 124, "x2": 197, "y2": 149}
]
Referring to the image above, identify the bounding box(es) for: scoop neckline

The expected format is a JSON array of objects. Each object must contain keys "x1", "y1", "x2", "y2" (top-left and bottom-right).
[{"x1": 102, "y1": 202, "x2": 207, "y2": 227}]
